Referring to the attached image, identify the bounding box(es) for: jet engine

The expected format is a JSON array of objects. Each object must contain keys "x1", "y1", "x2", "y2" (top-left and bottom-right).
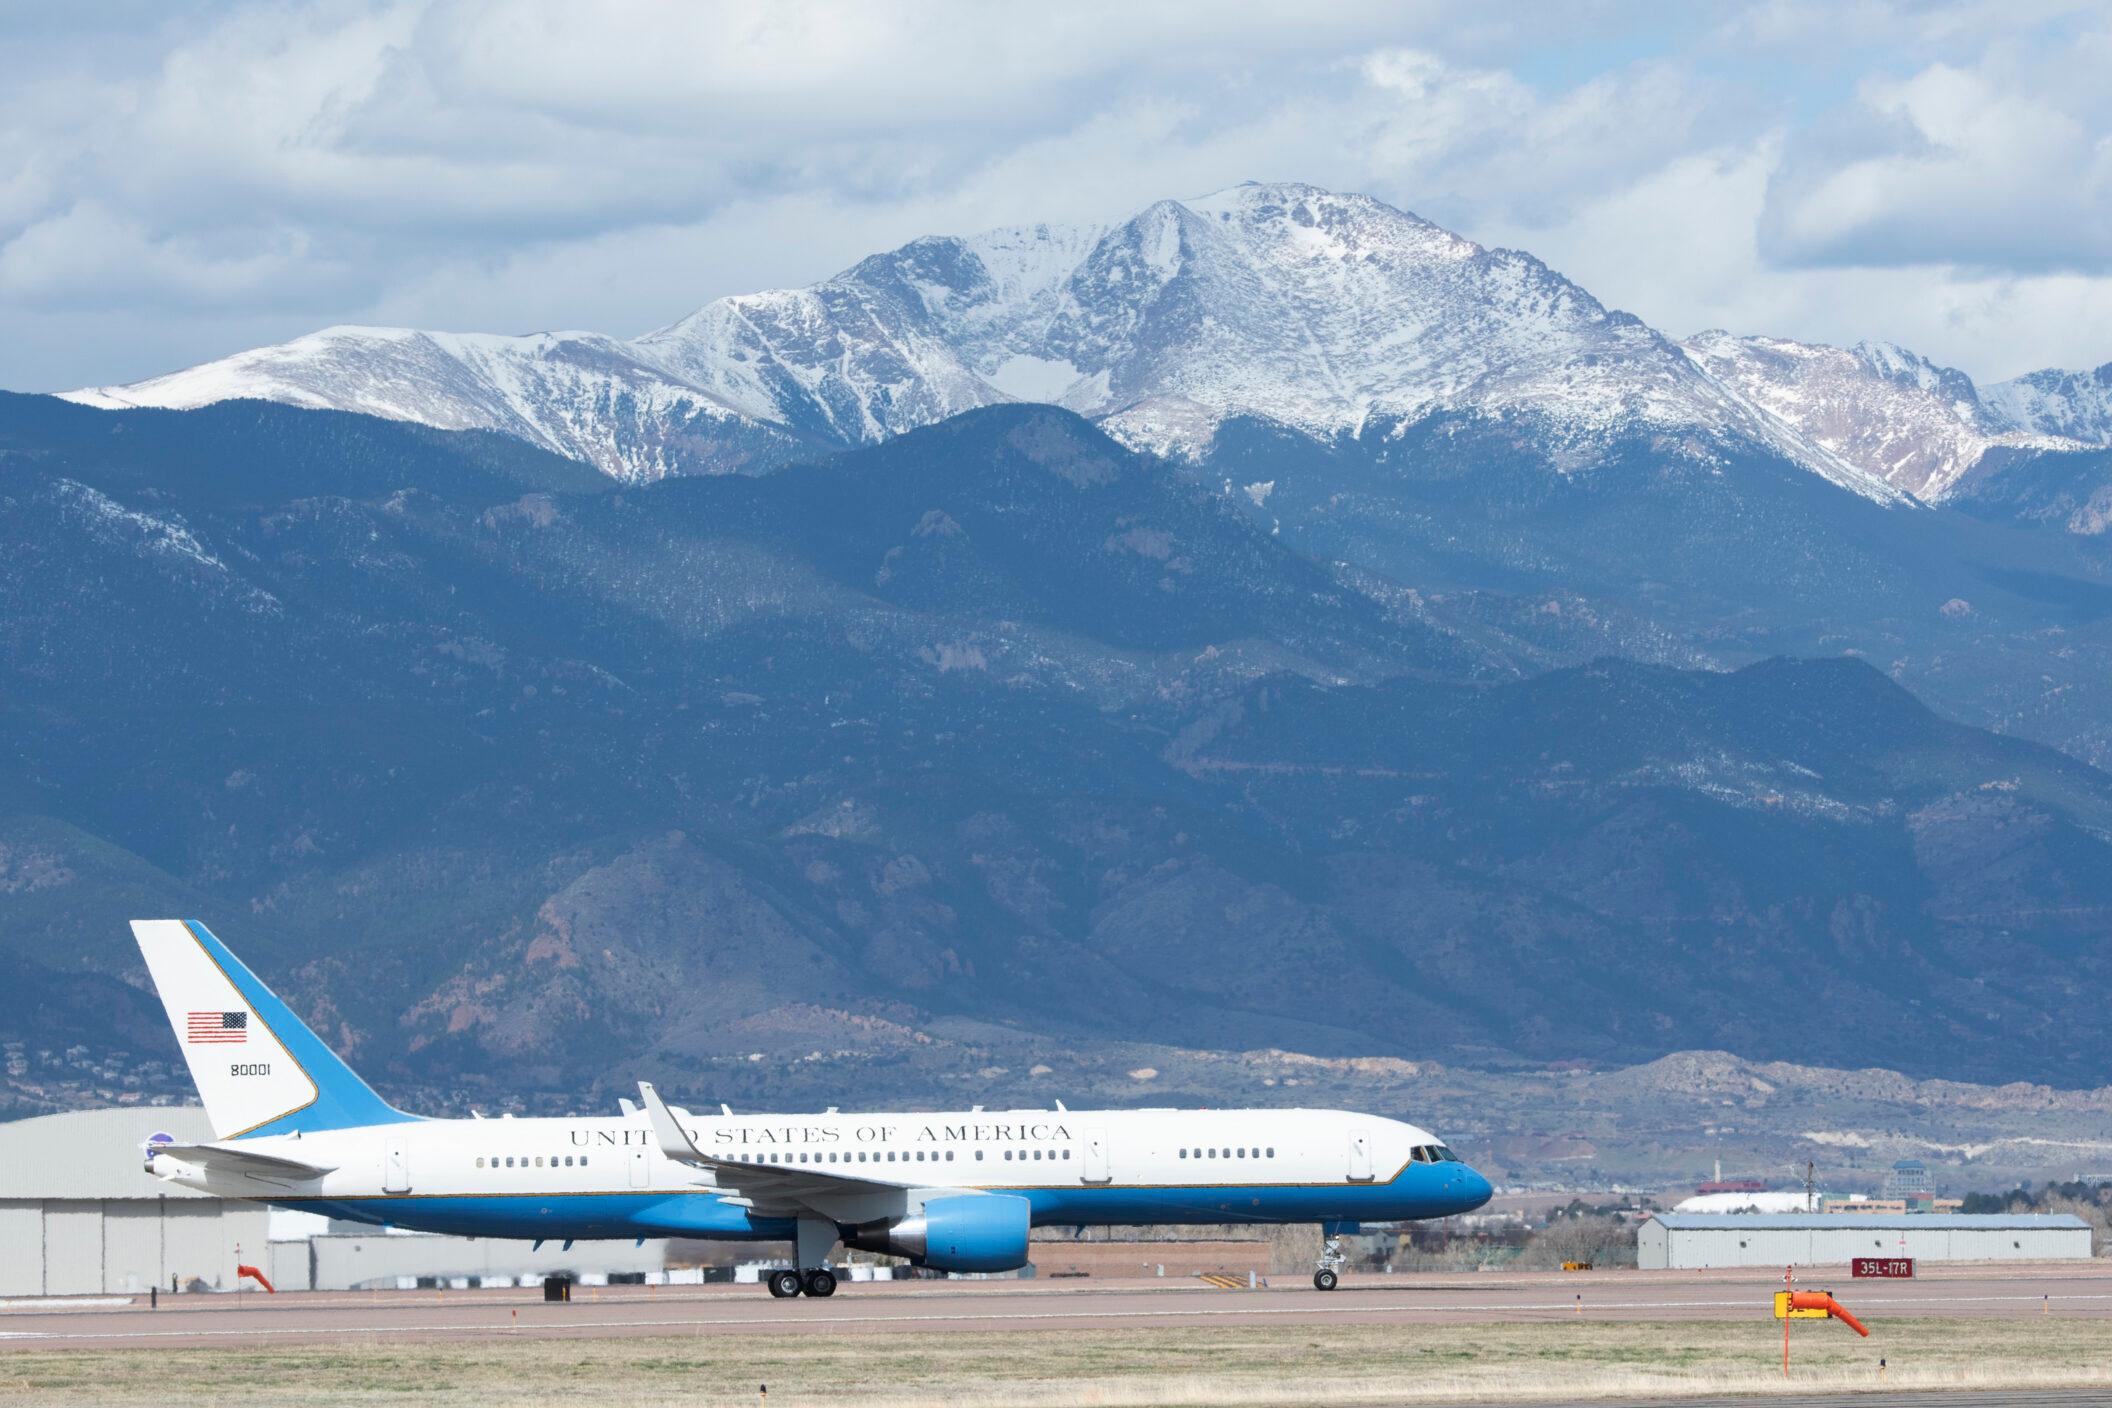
[{"x1": 845, "y1": 1193, "x2": 1031, "y2": 1273}]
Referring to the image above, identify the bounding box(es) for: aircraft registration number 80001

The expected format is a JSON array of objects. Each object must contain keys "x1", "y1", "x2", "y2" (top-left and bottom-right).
[{"x1": 230, "y1": 1062, "x2": 272, "y2": 1077}]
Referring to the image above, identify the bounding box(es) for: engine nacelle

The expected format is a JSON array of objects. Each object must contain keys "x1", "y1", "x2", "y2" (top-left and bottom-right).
[{"x1": 845, "y1": 1193, "x2": 1031, "y2": 1273}]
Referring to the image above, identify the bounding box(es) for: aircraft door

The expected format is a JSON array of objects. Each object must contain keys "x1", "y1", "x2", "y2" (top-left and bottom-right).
[
  {"x1": 1347, "y1": 1127, "x2": 1373, "y2": 1182},
  {"x1": 383, "y1": 1134, "x2": 411, "y2": 1193},
  {"x1": 1082, "y1": 1128, "x2": 1111, "y2": 1184},
  {"x1": 629, "y1": 1148, "x2": 649, "y2": 1188}
]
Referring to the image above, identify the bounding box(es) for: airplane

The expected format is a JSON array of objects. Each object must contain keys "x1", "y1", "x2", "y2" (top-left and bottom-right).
[{"x1": 130, "y1": 918, "x2": 1493, "y2": 1296}]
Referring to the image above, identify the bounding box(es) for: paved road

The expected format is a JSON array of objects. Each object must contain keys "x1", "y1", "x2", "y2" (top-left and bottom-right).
[{"x1": 2, "y1": 1263, "x2": 2110, "y2": 1350}]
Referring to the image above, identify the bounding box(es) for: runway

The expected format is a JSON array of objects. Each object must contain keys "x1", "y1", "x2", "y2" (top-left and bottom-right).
[
  {"x1": 1576, "y1": 1398, "x2": 2099, "y2": 1408},
  {"x1": 4, "y1": 1262, "x2": 2110, "y2": 1350}
]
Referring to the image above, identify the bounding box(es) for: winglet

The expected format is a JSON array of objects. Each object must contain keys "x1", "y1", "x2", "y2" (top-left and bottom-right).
[{"x1": 637, "y1": 1081, "x2": 708, "y2": 1167}]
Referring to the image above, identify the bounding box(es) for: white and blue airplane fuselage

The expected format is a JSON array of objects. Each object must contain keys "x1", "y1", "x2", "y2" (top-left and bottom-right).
[{"x1": 132, "y1": 920, "x2": 1491, "y2": 1296}]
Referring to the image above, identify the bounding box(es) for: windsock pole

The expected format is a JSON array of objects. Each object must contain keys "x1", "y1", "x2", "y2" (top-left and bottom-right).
[{"x1": 1776, "y1": 1266, "x2": 1870, "y2": 1376}]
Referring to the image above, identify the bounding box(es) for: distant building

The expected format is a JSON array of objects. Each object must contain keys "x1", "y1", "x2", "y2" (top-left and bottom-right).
[
  {"x1": 1883, "y1": 1159, "x2": 1934, "y2": 1198},
  {"x1": 1638, "y1": 1213, "x2": 2091, "y2": 1270},
  {"x1": 1674, "y1": 1191, "x2": 1814, "y2": 1215},
  {"x1": 1821, "y1": 1197, "x2": 1962, "y2": 1216},
  {"x1": 0, "y1": 1107, "x2": 265, "y2": 1296}
]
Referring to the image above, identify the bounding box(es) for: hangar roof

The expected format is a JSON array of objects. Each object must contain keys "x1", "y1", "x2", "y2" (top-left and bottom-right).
[
  {"x1": 0, "y1": 1106, "x2": 216, "y2": 1200},
  {"x1": 1649, "y1": 1214, "x2": 2089, "y2": 1231}
]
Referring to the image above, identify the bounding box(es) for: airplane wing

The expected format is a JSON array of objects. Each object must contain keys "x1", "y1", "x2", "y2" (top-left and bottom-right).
[
  {"x1": 637, "y1": 1081, "x2": 932, "y2": 1219},
  {"x1": 152, "y1": 1141, "x2": 335, "y2": 1183}
]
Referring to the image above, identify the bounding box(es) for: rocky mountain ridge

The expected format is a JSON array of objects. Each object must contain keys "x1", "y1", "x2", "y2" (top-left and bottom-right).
[
  {"x1": 64, "y1": 183, "x2": 2109, "y2": 504},
  {"x1": 1681, "y1": 332, "x2": 2084, "y2": 501}
]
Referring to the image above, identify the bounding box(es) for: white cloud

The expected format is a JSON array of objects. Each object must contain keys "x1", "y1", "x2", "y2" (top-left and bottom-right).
[
  {"x1": 1761, "y1": 38, "x2": 2112, "y2": 273},
  {"x1": 0, "y1": 202, "x2": 345, "y2": 310},
  {"x1": 2, "y1": 0, "x2": 2108, "y2": 391}
]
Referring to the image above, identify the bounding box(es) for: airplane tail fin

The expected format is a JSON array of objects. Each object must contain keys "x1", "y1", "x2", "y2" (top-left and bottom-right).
[{"x1": 130, "y1": 920, "x2": 417, "y2": 1139}]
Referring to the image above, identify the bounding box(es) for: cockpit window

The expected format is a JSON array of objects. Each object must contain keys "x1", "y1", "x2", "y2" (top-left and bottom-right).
[{"x1": 1435, "y1": 1146, "x2": 1457, "y2": 1162}]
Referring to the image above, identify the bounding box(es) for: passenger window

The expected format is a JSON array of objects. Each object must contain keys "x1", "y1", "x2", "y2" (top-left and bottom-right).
[
  {"x1": 1061, "y1": 1150, "x2": 1070, "y2": 1160},
  {"x1": 536, "y1": 1156, "x2": 544, "y2": 1167},
  {"x1": 1032, "y1": 1150, "x2": 1041, "y2": 1161},
  {"x1": 1003, "y1": 1150, "x2": 1013, "y2": 1161},
  {"x1": 945, "y1": 1151, "x2": 954, "y2": 1162},
  {"x1": 581, "y1": 1156, "x2": 589, "y2": 1166},
  {"x1": 505, "y1": 1157, "x2": 514, "y2": 1168},
  {"x1": 1266, "y1": 1148, "x2": 1275, "y2": 1158},
  {"x1": 974, "y1": 1150, "x2": 984, "y2": 1161},
  {"x1": 1236, "y1": 1148, "x2": 1245, "y2": 1158},
  {"x1": 1179, "y1": 1149, "x2": 1187, "y2": 1159}
]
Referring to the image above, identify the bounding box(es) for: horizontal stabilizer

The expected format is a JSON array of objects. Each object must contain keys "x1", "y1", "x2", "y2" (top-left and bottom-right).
[{"x1": 153, "y1": 1140, "x2": 335, "y2": 1182}]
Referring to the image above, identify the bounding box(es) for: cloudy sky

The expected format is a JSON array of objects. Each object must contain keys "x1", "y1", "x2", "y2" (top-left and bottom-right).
[{"x1": 4, "y1": 0, "x2": 2107, "y2": 391}]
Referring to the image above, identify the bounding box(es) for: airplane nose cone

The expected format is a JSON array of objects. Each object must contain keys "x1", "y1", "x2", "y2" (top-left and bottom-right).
[{"x1": 1456, "y1": 1167, "x2": 1493, "y2": 1213}]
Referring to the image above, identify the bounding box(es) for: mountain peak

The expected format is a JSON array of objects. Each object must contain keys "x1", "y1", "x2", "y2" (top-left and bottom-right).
[{"x1": 56, "y1": 182, "x2": 2107, "y2": 498}]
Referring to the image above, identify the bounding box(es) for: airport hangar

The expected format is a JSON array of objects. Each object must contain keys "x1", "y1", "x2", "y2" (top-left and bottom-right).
[
  {"x1": 0, "y1": 1108, "x2": 662, "y2": 1296},
  {"x1": 1638, "y1": 1212, "x2": 2093, "y2": 1270}
]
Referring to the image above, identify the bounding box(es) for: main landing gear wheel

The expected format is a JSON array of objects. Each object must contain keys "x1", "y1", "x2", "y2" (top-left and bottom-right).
[
  {"x1": 803, "y1": 1268, "x2": 838, "y2": 1298},
  {"x1": 1313, "y1": 1268, "x2": 1339, "y2": 1292},
  {"x1": 767, "y1": 1269, "x2": 804, "y2": 1298}
]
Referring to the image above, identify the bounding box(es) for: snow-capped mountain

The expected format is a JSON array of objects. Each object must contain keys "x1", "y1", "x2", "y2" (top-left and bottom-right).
[
  {"x1": 64, "y1": 325, "x2": 817, "y2": 479},
  {"x1": 1680, "y1": 333, "x2": 2080, "y2": 501},
  {"x1": 1984, "y1": 362, "x2": 2112, "y2": 446},
  {"x1": 61, "y1": 182, "x2": 2102, "y2": 503}
]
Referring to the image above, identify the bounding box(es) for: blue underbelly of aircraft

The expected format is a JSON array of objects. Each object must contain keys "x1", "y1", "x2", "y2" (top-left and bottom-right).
[
  {"x1": 274, "y1": 1167, "x2": 1478, "y2": 1241},
  {"x1": 1022, "y1": 1177, "x2": 1470, "y2": 1225},
  {"x1": 276, "y1": 1193, "x2": 801, "y2": 1241}
]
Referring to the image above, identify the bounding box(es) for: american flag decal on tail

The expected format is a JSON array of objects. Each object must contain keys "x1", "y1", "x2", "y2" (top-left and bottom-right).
[{"x1": 187, "y1": 1011, "x2": 248, "y2": 1044}]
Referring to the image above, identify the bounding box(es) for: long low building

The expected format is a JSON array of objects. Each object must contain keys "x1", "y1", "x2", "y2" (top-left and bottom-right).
[
  {"x1": 1638, "y1": 1213, "x2": 2093, "y2": 1270},
  {"x1": 0, "y1": 1107, "x2": 266, "y2": 1296}
]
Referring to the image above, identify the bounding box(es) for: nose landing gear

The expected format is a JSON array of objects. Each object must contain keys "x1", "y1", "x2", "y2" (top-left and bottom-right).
[{"x1": 1313, "y1": 1232, "x2": 1346, "y2": 1291}]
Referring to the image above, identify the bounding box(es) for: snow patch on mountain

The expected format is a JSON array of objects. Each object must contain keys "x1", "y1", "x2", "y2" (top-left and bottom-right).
[
  {"x1": 1680, "y1": 333, "x2": 2082, "y2": 501},
  {"x1": 66, "y1": 325, "x2": 806, "y2": 481},
  {"x1": 1984, "y1": 362, "x2": 2112, "y2": 446}
]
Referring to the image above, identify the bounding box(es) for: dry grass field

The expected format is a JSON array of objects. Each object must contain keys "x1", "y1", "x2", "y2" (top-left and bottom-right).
[{"x1": 4, "y1": 1319, "x2": 2112, "y2": 1407}]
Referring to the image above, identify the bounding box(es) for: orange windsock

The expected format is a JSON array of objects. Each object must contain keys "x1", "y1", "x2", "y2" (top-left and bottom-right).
[
  {"x1": 237, "y1": 1264, "x2": 276, "y2": 1294},
  {"x1": 1788, "y1": 1290, "x2": 1868, "y2": 1336}
]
